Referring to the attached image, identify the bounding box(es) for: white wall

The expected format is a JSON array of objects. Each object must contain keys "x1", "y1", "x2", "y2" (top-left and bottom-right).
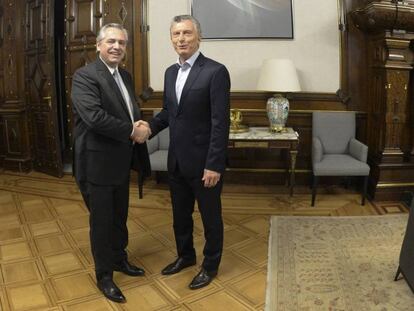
[{"x1": 148, "y1": 0, "x2": 340, "y2": 92}]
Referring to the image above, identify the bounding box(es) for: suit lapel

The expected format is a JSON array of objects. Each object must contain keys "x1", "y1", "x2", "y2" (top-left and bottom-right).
[
  {"x1": 165, "y1": 65, "x2": 179, "y2": 117},
  {"x1": 177, "y1": 54, "x2": 205, "y2": 113},
  {"x1": 96, "y1": 58, "x2": 131, "y2": 120},
  {"x1": 171, "y1": 65, "x2": 179, "y2": 107}
]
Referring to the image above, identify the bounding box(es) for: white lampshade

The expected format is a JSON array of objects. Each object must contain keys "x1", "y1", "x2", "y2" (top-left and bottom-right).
[{"x1": 257, "y1": 59, "x2": 301, "y2": 92}]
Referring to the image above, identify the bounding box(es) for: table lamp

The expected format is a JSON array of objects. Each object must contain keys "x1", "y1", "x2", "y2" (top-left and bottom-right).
[{"x1": 257, "y1": 59, "x2": 301, "y2": 132}]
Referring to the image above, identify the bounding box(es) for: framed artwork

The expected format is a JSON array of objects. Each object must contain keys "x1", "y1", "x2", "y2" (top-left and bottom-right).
[{"x1": 191, "y1": 0, "x2": 294, "y2": 39}]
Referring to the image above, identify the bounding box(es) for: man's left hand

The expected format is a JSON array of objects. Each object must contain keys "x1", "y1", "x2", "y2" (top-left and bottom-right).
[{"x1": 202, "y1": 169, "x2": 221, "y2": 188}]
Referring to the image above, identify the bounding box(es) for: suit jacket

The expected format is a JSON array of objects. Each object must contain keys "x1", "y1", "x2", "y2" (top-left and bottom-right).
[
  {"x1": 149, "y1": 53, "x2": 230, "y2": 178},
  {"x1": 71, "y1": 57, "x2": 151, "y2": 187}
]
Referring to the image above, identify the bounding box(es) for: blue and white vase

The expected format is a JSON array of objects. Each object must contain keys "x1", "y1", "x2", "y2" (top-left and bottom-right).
[{"x1": 266, "y1": 94, "x2": 289, "y2": 132}]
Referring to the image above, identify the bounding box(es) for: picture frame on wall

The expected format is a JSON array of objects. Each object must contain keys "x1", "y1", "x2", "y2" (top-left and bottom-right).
[{"x1": 190, "y1": 0, "x2": 294, "y2": 39}]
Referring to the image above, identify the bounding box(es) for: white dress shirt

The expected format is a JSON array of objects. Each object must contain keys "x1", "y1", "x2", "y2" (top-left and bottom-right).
[{"x1": 175, "y1": 50, "x2": 200, "y2": 104}]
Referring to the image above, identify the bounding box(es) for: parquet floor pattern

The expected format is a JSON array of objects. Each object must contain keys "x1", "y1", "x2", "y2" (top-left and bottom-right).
[{"x1": 0, "y1": 171, "x2": 406, "y2": 311}]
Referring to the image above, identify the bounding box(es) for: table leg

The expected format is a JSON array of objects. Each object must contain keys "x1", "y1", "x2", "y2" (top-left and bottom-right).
[
  {"x1": 289, "y1": 150, "x2": 298, "y2": 196},
  {"x1": 285, "y1": 149, "x2": 290, "y2": 187}
]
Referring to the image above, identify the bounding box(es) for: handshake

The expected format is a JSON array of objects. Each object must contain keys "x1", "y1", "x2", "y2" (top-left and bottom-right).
[{"x1": 130, "y1": 120, "x2": 152, "y2": 144}]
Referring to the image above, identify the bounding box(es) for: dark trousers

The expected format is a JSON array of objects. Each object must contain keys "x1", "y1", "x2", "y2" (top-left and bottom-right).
[
  {"x1": 80, "y1": 179, "x2": 129, "y2": 280},
  {"x1": 168, "y1": 167, "x2": 224, "y2": 272}
]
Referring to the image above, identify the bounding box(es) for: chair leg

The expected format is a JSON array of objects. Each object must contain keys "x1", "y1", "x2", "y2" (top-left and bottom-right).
[
  {"x1": 138, "y1": 174, "x2": 144, "y2": 199},
  {"x1": 361, "y1": 176, "x2": 368, "y2": 206},
  {"x1": 311, "y1": 176, "x2": 318, "y2": 207},
  {"x1": 309, "y1": 174, "x2": 313, "y2": 189},
  {"x1": 155, "y1": 172, "x2": 161, "y2": 184}
]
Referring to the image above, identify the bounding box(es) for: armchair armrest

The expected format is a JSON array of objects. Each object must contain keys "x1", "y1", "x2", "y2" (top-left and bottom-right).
[
  {"x1": 312, "y1": 137, "x2": 323, "y2": 163},
  {"x1": 349, "y1": 138, "x2": 368, "y2": 162}
]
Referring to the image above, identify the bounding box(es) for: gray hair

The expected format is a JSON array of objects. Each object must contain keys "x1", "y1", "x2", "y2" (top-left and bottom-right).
[
  {"x1": 96, "y1": 23, "x2": 128, "y2": 43},
  {"x1": 170, "y1": 15, "x2": 202, "y2": 38}
]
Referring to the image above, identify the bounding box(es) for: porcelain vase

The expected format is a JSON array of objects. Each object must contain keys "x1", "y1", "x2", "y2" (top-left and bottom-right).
[{"x1": 266, "y1": 94, "x2": 289, "y2": 132}]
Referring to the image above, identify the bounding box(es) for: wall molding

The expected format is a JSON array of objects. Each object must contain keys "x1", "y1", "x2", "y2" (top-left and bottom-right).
[{"x1": 144, "y1": 90, "x2": 347, "y2": 103}]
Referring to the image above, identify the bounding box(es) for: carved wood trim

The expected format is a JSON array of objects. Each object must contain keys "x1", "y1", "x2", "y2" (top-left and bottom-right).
[
  {"x1": 352, "y1": 1, "x2": 414, "y2": 33},
  {"x1": 338, "y1": 0, "x2": 351, "y2": 104},
  {"x1": 66, "y1": 0, "x2": 103, "y2": 46},
  {"x1": 0, "y1": 106, "x2": 26, "y2": 113},
  {"x1": 0, "y1": 4, "x2": 3, "y2": 47},
  {"x1": 133, "y1": 0, "x2": 148, "y2": 93},
  {"x1": 142, "y1": 106, "x2": 367, "y2": 115}
]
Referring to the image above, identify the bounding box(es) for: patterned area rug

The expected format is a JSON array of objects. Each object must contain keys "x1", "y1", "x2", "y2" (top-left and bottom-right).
[{"x1": 266, "y1": 215, "x2": 414, "y2": 310}]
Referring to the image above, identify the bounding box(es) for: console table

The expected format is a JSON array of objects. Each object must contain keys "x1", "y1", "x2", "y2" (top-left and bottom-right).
[{"x1": 228, "y1": 127, "x2": 299, "y2": 196}]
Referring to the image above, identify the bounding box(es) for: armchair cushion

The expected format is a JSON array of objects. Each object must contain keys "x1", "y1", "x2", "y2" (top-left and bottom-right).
[
  {"x1": 149, "y1": 149, "x2": 168, "y2": 171},
  {"x1": 312, "y1": 137, "x2": 323, "y2": 164},
  {"x1": 147, "y1": 110, "x2": 169, "y2": 173},
  {"x1": 147, "y1": 128, "x2": 169, "y2": 172},
  {"x1": 158, "y1": 127, "x2": 169, "y2": 150},
  {"x1": 313, "y1": 154, "x2": 370, "y2": 176},
  {"x1": 313, "y1": 112, "x2": 355, "y2": 154},
  {"x1": 146, "y1": 135, "x2": 159, "y2": 154},
  {"x1": 349, "y1": 138, "x2": 368, "y2": 163}
]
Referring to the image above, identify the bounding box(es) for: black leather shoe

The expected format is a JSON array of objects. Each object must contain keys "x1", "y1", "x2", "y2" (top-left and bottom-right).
[
  {"x1": 114, "y1": 259, "x2": 145, "y2": 276},
  {"x1": 161, "y1": 257, "x2": 196, "y2": 275},
  {"x1": 97, "y1": 277, "x2": 126, "y2": 303},
  {"x1": 189, "y1": 268, "x2": 217, "y2": 290}
]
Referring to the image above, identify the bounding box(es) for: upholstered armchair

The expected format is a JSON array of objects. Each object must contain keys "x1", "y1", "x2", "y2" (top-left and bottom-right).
[
  {"x1": 147, "y1": 127, "x2": 169, "y2": 181},
  {"x1": 137, "y1": 111, "x2": 169, "y2": 199},
  {"x1": 311, "y1": 111, "x2": 370, "y2": 206},
  {"x1": 146, "y1": 112, "x2": 169, "y2": 183}
]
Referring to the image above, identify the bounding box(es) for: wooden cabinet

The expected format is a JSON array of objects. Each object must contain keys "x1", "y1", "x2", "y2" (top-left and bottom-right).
[{"x1": 351, "y1": 0, "x2": 414, "y2": 199}]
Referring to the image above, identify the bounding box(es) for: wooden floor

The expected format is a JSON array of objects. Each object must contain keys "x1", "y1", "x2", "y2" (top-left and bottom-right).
[{"x1": 0, "y1": 171, "x2": 407, "y2": 311}]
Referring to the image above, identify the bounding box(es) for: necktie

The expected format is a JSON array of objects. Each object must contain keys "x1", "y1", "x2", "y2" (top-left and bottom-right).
[{"x1": 113, "y1": 69, "x2": 134, "y2": 121}]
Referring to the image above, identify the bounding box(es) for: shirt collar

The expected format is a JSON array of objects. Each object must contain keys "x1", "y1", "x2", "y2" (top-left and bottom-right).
[
  {"x1": 99, "y1": 55, "x2": 118, "y2": 75},
  {"x1": 176, "y1": 50, "x2": 200, "y2": 69}
]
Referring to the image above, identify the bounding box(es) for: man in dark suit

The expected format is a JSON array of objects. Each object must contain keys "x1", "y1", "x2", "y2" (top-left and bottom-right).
[
  {"x1": 71, "y1": 23, "x2": 152, "y2": 303},
  {"x1": 149, "y1": 15, "x2": 230, "y2": 290}
]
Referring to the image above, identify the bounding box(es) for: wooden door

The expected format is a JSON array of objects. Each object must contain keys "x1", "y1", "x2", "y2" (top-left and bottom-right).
[
  {"x1": 0, "y1": 0, "x2": 32, "y2": 172},
  {"x1": 25, "y1": 0, "x2": 63, "y2": 176}
]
